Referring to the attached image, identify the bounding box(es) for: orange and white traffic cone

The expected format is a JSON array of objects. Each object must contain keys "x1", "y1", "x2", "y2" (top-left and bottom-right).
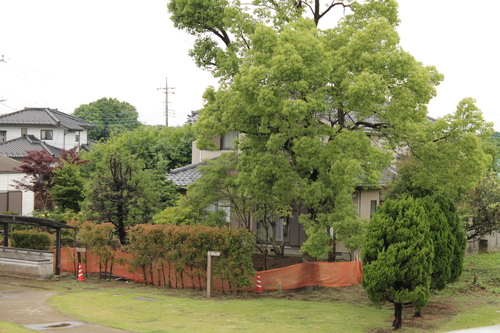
[
  {"x1": 76, "y1": 263, "x2": 85, "y2": 282},
  {"x1": 255, "y1": 274, "x2": 263, "y2": 293}
]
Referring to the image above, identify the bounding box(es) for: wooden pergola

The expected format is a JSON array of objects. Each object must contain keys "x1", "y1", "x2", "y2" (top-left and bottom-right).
[{"x1": 0, "y1": 214, "x2": 75, "y2": 275}]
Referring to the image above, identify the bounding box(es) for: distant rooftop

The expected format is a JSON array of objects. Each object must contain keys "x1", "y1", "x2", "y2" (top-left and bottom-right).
[
  {"x1": 0, "y1": 154, "x2": 21, "y2": 173},
  {"x1": 167, "y1": 160, "x2": 207, "y2": 187},
  {"x1": 0, "y1": 107, "x2": 95, "y2": 131},
  {"x1": 168, "y1": 158, "x2": 397, "y2": 188},
  {"x1": 0, "y1": 135, "x2": 62, "y2": 159}
]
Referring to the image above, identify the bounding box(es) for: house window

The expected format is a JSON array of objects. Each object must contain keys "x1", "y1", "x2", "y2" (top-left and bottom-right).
[
  {"x1": 258, "y1": 216, "x2": 286, "y2": 242},
  {"x1": 75, "y1": 134, "x2": 80, "y2": 142},
  {"x1": 370, "y1": 200, "x2": 378, "y2": 218},
  {"x1": 0, "y1": 131, "x2": 6, "y2": 143},
  {"x1": 40, "y1": 130, "x2": 53, "y2": 140},
  {"x1": 21, "y1": 128, "x2": 28, "y2": 136},
  {"x1": 0, "y1": 191, "x2": 23, "y2": 214},
  {"x1": 220, "y1": 131, "x2": 238, "y2": 150}
]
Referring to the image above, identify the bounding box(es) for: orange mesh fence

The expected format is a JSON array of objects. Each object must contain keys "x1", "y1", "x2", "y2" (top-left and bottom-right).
[
  {"x1": 56, "y1": 247, "x2": 362, "y2": 291},
  {"x1": 253, "y1": 261, "x2": 362, "y2": 291}
]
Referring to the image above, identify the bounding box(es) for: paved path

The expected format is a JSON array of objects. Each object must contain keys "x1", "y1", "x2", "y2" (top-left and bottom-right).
[
  {"x1": 0, "y1": 289, "x2": 132, "y2": 333},
  {"x1": 446, "y1": 325, "x2": 500, "y2": 333}
]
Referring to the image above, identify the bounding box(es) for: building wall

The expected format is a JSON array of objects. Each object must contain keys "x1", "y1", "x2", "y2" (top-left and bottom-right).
[
  {"x1": 3, "y1": 126, "x2": 87, "y2": 150},
  {"x1": 466, "y1": 232, "x2": 500, "y2": 254},
  {"x1": 353, "y1": 189, "x2": 381, "y2": 219},
  {"x1": 191, "y1": 140, "x2": 233, "y2": 164},
  {"x1": 0, "y1": 173, "x2": 34, "y2": 215}
]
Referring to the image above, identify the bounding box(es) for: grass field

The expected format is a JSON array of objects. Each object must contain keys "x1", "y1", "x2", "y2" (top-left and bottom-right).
[{"x1": 2, "y1": 251, "x2": 500, "y2": 332}]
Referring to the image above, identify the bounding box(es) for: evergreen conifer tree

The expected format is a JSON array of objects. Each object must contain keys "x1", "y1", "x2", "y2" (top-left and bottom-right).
[{"x1": 362, "y1": 197, "x2": 434, "y2": 330}]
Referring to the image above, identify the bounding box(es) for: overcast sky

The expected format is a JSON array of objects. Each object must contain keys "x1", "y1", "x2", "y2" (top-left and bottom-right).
[{"x1": 1, "y1": 1, "x2": 498, "y2": 130}]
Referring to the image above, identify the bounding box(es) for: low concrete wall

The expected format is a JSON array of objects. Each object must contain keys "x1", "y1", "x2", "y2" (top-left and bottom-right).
[
  {"x1": 0, "y1": 247, "x2": 54, "y2": 279},
  {"x1": 467, "y1": 231, "x2": 500, "y2": 254}
]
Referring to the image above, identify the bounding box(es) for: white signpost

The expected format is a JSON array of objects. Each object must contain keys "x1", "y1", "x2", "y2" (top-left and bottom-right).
[{"x1": 207, "y1": 251, "x2": 221, "y2": 299}]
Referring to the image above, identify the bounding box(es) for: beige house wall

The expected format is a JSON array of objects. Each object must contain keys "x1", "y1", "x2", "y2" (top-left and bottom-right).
[
  {"x1": 353, "y1": 189, "x2": 381, "y2": 220},
  {"x1": 191, "y1": 139, "x2": 235, "y2": 164}
]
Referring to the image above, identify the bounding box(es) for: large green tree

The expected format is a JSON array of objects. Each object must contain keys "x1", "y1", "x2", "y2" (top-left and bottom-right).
[
  {"x1": 73, "y1": 97, "x2": 142, "y2": 141},
  {"x1": 187, "y1": 1, "x2": 442, "y2": 259}
]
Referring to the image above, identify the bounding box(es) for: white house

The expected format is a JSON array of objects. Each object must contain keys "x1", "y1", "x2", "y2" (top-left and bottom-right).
[
  {"x1": 0, "y1": 108, "x2": 95, "y2": 158},
  {"x1": 0, "y1": 154, "x2": 34, "y2": 215}
]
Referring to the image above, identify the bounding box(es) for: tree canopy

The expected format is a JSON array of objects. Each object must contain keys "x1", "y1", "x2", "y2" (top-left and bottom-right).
[
  {"x1": 73, "y1": 97, "x2": 142, "y2": 141},
  {"x1": 185, "y1": 1, "x2": 442, "y2": 259},
  {"x1": 169, "y1": 0, "x2": 494, "y2": 264},
  {"x1": 388, "y1": 98, "x2": 494, "y2": 200},
  {"x1": 79, "y1": 125, "x2": 197, "y2": 243},
  {"x1": 104, "y1": 125, "x2": 197, "y2": 174}
]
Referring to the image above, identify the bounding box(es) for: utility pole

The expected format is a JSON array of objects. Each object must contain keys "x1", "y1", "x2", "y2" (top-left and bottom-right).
[{"x1": 157, "y1": 77, "x2": 175, "y2": 127}]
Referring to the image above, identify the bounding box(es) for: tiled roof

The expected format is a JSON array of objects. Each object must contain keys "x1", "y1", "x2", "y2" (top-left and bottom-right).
[
  {"x1": 167, "y1": 160, "x2": 208, "y2": 187},
  {"x1": 0, "y1": 108, "x2": 95, "y2": 131},
  {"x1": 380, "y1": 166, "x2": 398, "y2": 186},
  {"x1": 168, "y1": 158, "x2": 397, "y2": 188},
  {"x1": 0, "y1": 135, "x2": 62, "y2": 159},
  {"x1": 0, "y1": 154, "x2": 22, "y2": 173}
]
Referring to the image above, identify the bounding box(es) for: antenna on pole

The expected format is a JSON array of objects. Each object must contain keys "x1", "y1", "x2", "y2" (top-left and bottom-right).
[{"x1": 157, "y1": 77, "x2": 175, "y2": 127}]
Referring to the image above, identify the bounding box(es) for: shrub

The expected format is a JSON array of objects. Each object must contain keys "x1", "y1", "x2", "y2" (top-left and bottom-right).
[
  {"x1": 126, "y1": 224, "x2": 255, "y2": 290},
  {"x1": 10, "y1": 229, "x2": 52, "y2": 250}
]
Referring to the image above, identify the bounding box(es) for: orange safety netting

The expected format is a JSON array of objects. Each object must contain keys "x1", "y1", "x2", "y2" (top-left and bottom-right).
[
  {"x1": 56, "y1": 247, "x2": 362, "y2": 291},
  {"x1": 254, "y1": 261, "x2": 362, "y2": 291}
]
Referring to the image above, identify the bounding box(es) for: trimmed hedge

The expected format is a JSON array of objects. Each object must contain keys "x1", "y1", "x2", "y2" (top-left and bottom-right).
[
  {"x1": 71, "y1": 222, "x2": 256, "y2": 290},
  {"x1": 127, "y1": 224, "x2": 255, "y2": 291},
  {"x1": 10, "y1": 229, "x2": 52, "y2": 250}
]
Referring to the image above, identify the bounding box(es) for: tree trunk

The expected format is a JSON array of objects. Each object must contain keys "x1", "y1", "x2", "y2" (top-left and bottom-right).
[
  {"x1": 109, "y1": 259, "x2": 114, "y2": 281},
  {"x1": 393, "y1": 302, "x2": 403, "y2": 330},
  {"x1": 116, "y1": 215, "x2": 127, "y2": 245},
  {"x1": 161, "y1": 263, "x2": 167, "y2": 288},
  {"x1": 142, "y1": 265, "x2": 147, "y2": 284},
  {"x1": 263, "y1": 248, "x2": 268, "y2": 271},
  {"x1": 328, "y1": 237, "x2": 337, "y2": 262}
]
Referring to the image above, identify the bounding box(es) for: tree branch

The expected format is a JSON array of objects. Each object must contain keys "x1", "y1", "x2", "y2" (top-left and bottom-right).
[
  {"x1": 205, "y1": 26, "x2": 231, "y2": 47},
  {"x1": 318, "y1": 2, "x2": 351, "y2": 22}
]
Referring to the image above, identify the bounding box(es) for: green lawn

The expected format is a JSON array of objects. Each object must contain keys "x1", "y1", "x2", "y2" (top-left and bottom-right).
[
  {"x1": 48, "y1": 289, "x2": 391, "y2": 333},
  {"x1": 3, "y1": 252, "x2": 500, "y2": 333}
]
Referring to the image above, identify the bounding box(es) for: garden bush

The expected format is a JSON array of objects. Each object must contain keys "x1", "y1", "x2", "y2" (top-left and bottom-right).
[
  {"x1": 127, "y1": 224, "x2": 255, "y2": 290},
  {"x1": 10, "y1": 229, "x2": 52, "y2": 250}
]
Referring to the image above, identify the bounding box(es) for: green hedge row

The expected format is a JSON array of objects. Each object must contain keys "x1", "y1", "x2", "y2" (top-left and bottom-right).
[
  {"x1": 70, "y1": 221, "x2": 256, "y2": 291},
  {"x1": 126, "y1": 224, "x2": 256, "y2": 291},
  {"x1": 10, "y1": 230, "x2": 52, "y2": 251}
]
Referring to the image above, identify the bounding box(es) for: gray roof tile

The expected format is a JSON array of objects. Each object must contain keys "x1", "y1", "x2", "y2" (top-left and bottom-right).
[
  {"x1": 0, "y1": 135, "x2": 62, "y2": 159},
  {"x1": 168, "y1": 158, "x2": 397, "y2": 188},
  {"x1": 0, "y1": 108, "x2": 95, "y2": 131},
  {"x1": 167, "y1": 160, "x2": 207, "y2": 187},
  {"x1": 0, "y1": 154, "x2": 21, "y2": 173}
]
